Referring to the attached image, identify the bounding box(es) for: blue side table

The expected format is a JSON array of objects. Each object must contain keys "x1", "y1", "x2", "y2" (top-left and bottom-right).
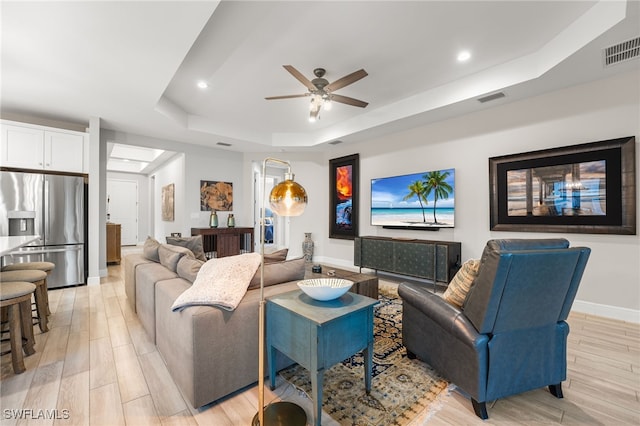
[{"x1": 266, "y1": 290, "x2": 378, "y2": 426}]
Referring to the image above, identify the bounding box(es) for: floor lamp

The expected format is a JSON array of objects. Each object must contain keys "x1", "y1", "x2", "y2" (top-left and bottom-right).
[{"x1": 253, "y1": 158, "x2": 308, "y2": 426}]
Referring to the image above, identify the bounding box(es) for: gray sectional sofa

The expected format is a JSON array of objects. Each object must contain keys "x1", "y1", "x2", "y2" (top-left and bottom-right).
[{"x1": 123, "y1": 241, "x2": 304, "y2": 408}]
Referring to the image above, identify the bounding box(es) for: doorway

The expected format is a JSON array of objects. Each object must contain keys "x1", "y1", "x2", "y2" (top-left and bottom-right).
[
  {"x1": 107, "y1": 179, "x2": 139, "y2": 246},
  {"x1": 253, "y1": 164, "x2": 289, "y2": 252}
]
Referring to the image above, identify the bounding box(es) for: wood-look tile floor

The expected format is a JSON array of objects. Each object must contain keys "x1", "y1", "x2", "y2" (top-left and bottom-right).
[{"x1": 1, "y1": 263, "x2": 638, "y2": 425}]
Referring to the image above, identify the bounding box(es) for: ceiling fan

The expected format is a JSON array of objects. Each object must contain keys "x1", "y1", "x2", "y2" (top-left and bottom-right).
[{"x1": 265, "y1": 65, "x2": 368, "y2": 122}]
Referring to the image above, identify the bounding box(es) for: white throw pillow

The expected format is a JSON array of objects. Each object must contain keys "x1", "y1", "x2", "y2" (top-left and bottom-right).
[{"x1": 171, "y1": 252, "x2": 262, "y2": 312}]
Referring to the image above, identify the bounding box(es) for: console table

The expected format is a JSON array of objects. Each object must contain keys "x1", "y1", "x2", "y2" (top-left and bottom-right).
[
  {"x1": 354, "y1": 236, "x2": 461, "y2": 288},
  {"x1": 190, "y1": 227, "x2": 254, "y2": 259}
]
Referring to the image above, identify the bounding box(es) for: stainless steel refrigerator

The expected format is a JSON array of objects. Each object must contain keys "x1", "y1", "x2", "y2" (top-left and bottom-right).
[{"x1": 0, "y1": 171, "x2": 87, "y2": 288}]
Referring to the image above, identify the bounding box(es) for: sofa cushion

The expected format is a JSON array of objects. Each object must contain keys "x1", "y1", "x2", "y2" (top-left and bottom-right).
[
  {"x1": 442, "y1": 259, "x2": 480, "y2": 308},
  {"x1": 171, "y1": 252, "x2": 262, "y2": 312},
  {"x1": 166, "y1": 235, "x2": 207, "y2": 261},
  {"x1": 124, "y1": 253, "x2": 154, "y2": 311},
  {"x1": 263, "y1": 248, "x2": 288, "y2": 263},
  {"x1": 155, "y1": 278, "x2": 299, "y2": 407},
  {"x1": 248, "y1": 257, "x2": 305, "y2": 289},
  {"x1": 143, "y1": 236, "x2": 161, "y2": 262},
  {"x1": 177, "y1": 256, "x2": 205, "y2": 283},
  {"x1": 159, "y1": 244, "x2": 194, "y2": 272},
  {"x1": 135, "y1": 262, "x2": 178, "y2": 343}
]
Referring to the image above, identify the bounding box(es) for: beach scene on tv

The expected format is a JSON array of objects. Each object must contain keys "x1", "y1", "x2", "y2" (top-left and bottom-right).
[{"x1": 371, "y1": 168, "x2": 455, "y2": 228}]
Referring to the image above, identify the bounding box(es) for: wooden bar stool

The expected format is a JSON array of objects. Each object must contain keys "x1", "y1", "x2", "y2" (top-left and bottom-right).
[
  {"x1": 2, "y1": 262, "x2": 55, "y2": 315},
  {"x1": 0, "y1": 270, "x2": 49, "y2": 333},
  {"x1": 0, "y1": 281, "x2": 36, "y2": 374}
]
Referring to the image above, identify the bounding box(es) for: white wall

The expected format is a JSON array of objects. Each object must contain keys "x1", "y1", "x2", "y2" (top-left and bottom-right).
[
  {"x1": 184, "y1": 145, "x2": 246, "y2": 233},
  {"x1": 269, "y1": 71, "x2": 639, "y2": 321},
  {"x1": 151, "y1": 154, "x2": 185, "y2": 240}
]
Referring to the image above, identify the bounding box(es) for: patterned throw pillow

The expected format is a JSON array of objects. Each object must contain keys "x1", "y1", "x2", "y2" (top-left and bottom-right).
[{"x1": 442, "y1": 259, "x2": 480, "y2": 308}]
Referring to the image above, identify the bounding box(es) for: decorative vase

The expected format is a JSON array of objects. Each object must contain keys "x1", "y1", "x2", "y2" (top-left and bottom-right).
[
  {"x1": 302, "y1": 232, "x2": 314, "y2": 263},
  {"x1": 209, "y1": 211, "x2": 218, "y2": 228},
  {"x1": 227, "y1": 214, "x2": 235, "y2": 228}
]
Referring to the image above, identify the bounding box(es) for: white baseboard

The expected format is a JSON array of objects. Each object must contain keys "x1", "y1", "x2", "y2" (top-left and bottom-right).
[
  {"x1": 87, "y1": 276, "x2": 101, "y2": 286},
  {"x1": 572, "y1": 300, "x2": 640, "y2": 323}
]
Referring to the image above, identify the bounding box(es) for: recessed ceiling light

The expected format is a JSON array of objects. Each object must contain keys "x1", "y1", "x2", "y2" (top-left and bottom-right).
[
  {"x1": 457, "y1": 50, "x2": 471, "y2": 62},
  {"x1": 197, "y1": 81, "x2": 209, "y2": 89}
]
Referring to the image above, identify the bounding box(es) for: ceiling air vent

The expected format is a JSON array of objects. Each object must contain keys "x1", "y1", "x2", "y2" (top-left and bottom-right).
[
  {"x1": 604, "y1": 36, "x2": 640, "y2": 67},
  {"x1": 216, "y1": 142, "x2": 232, "y2": 147},
  {"x1": 477, "y1": 92, "x2": 505, "y2": 103},
  {"x1": 329, "y1": 140, "x2": 343, "y2": 145}
]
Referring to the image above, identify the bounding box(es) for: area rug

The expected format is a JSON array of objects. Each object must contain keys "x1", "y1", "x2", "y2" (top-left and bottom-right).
[{"x1": 279, "y1": 284, "x2": 448, "y2": 425}]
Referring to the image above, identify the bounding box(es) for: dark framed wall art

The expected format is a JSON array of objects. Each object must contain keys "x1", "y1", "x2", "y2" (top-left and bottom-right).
[
  {"x1": 489, "y1": 136, "x2": 636, "y2": 235},
  {"x1": 200, "y1": 180, "x2": 233, "y2": 211},
  {"x1": 329, "y1": 154, "x2": 359, "y2": 239}
]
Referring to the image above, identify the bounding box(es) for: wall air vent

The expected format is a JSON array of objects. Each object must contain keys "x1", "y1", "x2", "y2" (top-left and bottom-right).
[
  {"x1": 216, "y1": 142, "x2": 232, "y2": 147},
  {"x1": 477, "y1": 92, "x2": 506, "y2": 103},
  {"x1": 604, "y1": 36, "x2": 640, "y2": 67}
]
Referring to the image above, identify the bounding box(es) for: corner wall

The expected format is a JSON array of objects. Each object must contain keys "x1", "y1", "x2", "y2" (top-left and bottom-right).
[{"x1": 102, "y1": 130, "x2": 246, "y2": 242}]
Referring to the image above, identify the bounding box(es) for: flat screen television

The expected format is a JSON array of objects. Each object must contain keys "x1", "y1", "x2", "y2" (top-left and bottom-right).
[{"x1": 371, "y1": 168, "x2": 455, "y2": 229}]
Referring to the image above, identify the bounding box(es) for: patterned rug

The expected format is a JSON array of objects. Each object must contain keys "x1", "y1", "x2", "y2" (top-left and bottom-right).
[{"x1": 279, "y1": 284, "x2": 448, "y2": 425}]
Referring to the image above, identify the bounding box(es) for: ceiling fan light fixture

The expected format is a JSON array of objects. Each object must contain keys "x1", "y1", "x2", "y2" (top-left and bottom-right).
[{"x1": 266, "y1": 65, "x2": 368, "y2": 122}]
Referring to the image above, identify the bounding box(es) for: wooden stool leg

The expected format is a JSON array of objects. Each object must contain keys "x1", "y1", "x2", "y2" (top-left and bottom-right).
[
  {"x1": 19, "y1": 300, "x2": 35, "y2": 356},
  {"x1": 34, "y1": 281, "x2": 49, "y2": 333},
  {"x1": 44, "y1": 272, "x2": 52, "y2": 315},
  {"x1": 8, "y1": 304, "x2": 26, "y2": 374},
  {"x1": 0, "y1": 306, "x2": 7, "y2": 334}
]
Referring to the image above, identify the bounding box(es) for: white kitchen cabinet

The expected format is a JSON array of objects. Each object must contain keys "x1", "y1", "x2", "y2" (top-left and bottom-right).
[
  {"x1": 0, "y1": 121, "x2": 87, "y2": 173},
  {"x1": 44, "y1": 130, "x2": 85, "y2": 173}
]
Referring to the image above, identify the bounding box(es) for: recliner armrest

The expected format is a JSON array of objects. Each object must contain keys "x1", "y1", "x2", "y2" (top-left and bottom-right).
[{"x1": 398, "y1": 282, "x2": 485, "y2": 348}]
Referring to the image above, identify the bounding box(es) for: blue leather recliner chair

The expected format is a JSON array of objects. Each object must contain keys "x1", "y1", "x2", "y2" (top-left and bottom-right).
[{"x1": 398, "y1": 239, "x2": 591, "y2": 419}]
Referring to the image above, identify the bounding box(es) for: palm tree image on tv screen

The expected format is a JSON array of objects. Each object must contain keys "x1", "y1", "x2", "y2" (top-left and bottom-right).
[{"x1": 371, "y1": 168, "x2": 455, "y2": 228}]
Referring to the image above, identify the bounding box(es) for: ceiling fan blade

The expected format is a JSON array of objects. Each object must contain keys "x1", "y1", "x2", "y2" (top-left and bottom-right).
[
  {"x1": 283, "y1": 65, "x2": 316, "y2": 91},
  {"x1": 265, "y1": 94, "x2": 309, "y2": 100},
  {"x1": 325, "y1": 69, "x2": 368, "y2": 92},
  {"x1": 331, "y1": 94, "x2": 368, "y2": 108}
]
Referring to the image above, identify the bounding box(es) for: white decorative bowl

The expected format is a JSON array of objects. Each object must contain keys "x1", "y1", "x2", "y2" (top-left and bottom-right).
[{"x1": 297, "y1": 278, "x2": 353, "y2": 301}]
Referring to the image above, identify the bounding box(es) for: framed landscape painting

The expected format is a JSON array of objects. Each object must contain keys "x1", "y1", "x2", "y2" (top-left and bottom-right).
[
  {"x1": 489, "y1": 136, "x2": 636, "y2": 235},
  {"x1": 329, "y1": 154, "x2": 359, "y2": 239}
]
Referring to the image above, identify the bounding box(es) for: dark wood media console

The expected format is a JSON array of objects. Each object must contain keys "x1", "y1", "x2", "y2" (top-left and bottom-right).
[
  {"x1": 191, "y1": 227, "x2": 254, "y2": 259},
  {"x1": 354, "y1": 236, "x2": 461, "y2": 287}
]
